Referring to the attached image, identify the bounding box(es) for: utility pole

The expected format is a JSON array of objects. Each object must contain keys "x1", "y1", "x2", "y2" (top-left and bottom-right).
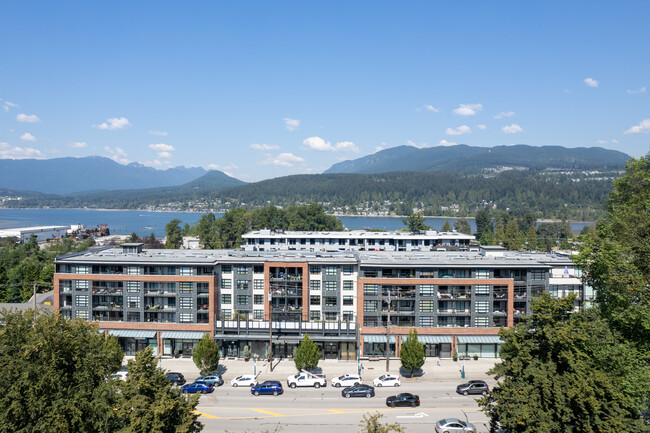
[
  {"x1": 268, "y1": 291, "x2": 273, "y2": 372},
  {"x1": 33, "y1": 282, "x2": 37, "y2": 310},
  {"x1": 385, "y1": 290, "x2": 391, "y2": 372}
]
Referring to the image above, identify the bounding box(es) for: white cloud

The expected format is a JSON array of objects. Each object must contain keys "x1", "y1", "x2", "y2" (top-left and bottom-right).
[
  {"x1": 623, "y1": 119, "x2": 650, "y2": 134},
  {"x1": 477, "y1": 124, "x2": 487, "y2": 130},
  {"x1": 16, "y1": 113, "x2": 41, "y2": 123},
  {"x1": 494, "y1": 111, "x2": 515, "y2": 119},
  {"x1": 157, "y1": 151, "x2": 172, "y2": 159},
  {"x1": 3, "y1": 101, "x2": 18, "y2": 112},
  {"x1": 208, "y1": 162, "x2": 239, "y2": 171},
  {"x1": 627, "y1": 86, "x2": 647, "y2": 94},
  {"x1": 445, "y1": 125, "x2": 471, "y2": 135},
  {"x1": 149, "y1": 130, "x2": 168, "y2": 136},
  {"x1": 94, "y1": 117, "x2": 130, "y2": 130},
  {"x1": 20, "y1": 132, "x2": 36, "y2": 142},
  {"x1": 502, "y1": 124, "x2": 523, "y2": 134},
  {"x1": 421, "y1": 104, "x2": 440, "y2": 112},
  {"x1": 283, "y1": 118, "x2": 300, "y2": 131},
  {"x1": 104, "y1": 146, "x2": 129, "y2": 164},
  {"x1": 374, "y1": 144, "x2": 386, "y2": 153},
  {"x1": 453, "y1": 103, "x2": 483, "y2": 116},
  {"x1": 0, "y1": 142, "x2": 42, "y2": 159},
  {"x1": 584, "y1": 77, "x2": 599, "y2": 88},
  {"x1": 262, "y1": 152, "x2": 305, "y2": 167},
  {"x1": 611, "y1": 139, "x2": 619, "y2": 144},
  {"x1": 406, "y1": 140, "x2": 428, "y2": 149},
  {"x1": 437, "y1": 139, "x2": 457, "y2": 146},
  {"x1": 68, "y1": 141, "x2": 87, "y2": 148},
  {"x1": 250, "y1": 143, "x2": 280, "y2": 151},
  {"x1": 302, "y1": 136, "x2": 359, "y2": 152},
  {"x1": 148, "y1": 143, "x2": 174, "y2": 152},
  {"x1": 597, "y1": 140, "x2": 609, "y2": 144}
]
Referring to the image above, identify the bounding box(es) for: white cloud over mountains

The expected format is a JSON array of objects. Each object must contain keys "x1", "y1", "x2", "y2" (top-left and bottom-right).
[
  {"x1": 262, "y1": 152, "x2": 305, "y2": 167},
  {"x1": 0, "y1": 142, "x2": 42, "y2": 159},
  {"x1": 105, "y1": 146, "x2": 129, "y2": 164},
  {"x1": 502, "y1": 124, "x2": 523, "y2": 134},
  {"x1": 149, "y1": 143, "x2": 174, "y2": 159}
]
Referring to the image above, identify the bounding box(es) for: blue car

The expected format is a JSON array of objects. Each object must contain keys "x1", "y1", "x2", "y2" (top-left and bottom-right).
[
  {"x1": 251, "y1": 380, "x2": 283, "y2": 396},
  {"x1": 182, "y1": 381, "x2": 214, "y2": 394}
]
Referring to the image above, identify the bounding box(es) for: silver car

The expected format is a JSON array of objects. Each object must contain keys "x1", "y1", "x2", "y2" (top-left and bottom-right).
[{"x1": 434, "y1": 418, "x2": 477, "y2": 433}]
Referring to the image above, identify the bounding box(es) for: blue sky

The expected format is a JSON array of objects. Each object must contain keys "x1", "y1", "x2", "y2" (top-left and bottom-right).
[{"x1": 1, "y1": 1, "x2": 648, "y2": 181}]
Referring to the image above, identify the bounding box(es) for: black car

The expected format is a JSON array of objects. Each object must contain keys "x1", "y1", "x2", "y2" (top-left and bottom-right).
[
  {"x1": 166, "y1": 372, "x2": 186, "y2": 386},
  {"x1": 386, "y1": 393, "x2": 420, "y2": 408},
  {"x1": 342, "y1": 384, "x2": 375, "y2": 398},
  {"x1": 456, "y1": 380, "x2": 489, "y2": 396}
]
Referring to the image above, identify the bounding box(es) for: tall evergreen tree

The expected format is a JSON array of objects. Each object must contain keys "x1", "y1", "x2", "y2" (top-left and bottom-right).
[
  {"x1": 293, "y1": 334, "x2": 321, "y2": 372},
  {"x1": 164, "y1": 218, "x2": 183, "y2": 249},
  {"x1": 440, "y1": 219, "x2": 452, "y2": 231},
  {"x1": 399, "y1": 329, "x2": 425, "y2": 377},
  {"x1": 454, "y1": 218, "x2": 472, "y2": 234},
  {"x1": 192, "y1": 333, "x2": 220, "y2": 375},
  {"x1": 402, "y1": 212, "x2": 430, "y2": 232}
]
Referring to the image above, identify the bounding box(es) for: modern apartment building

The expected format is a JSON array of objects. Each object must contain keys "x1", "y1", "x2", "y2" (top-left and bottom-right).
[{"x1": 53, "y1": 241, "x2": 587, "y2": 360}]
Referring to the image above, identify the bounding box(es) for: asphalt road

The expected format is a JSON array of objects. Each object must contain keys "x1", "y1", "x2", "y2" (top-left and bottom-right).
[{"x1": 193, "y1": 380, "x2": 491, "y2": 433}]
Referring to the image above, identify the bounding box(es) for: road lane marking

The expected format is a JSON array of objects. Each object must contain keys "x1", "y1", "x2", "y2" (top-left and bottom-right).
[
  {"x1": 193, "y1": 410, "x2": 221, "y2": 419},
  {"x1": 251, "y1": 408, "x2": 284, "y2": 417},
  {"x1": 328, "y1": 409, "x2": 346, "y2": 413},
  {"x1": 194, "y1": 407, "x2": 483, "y2": 420}
]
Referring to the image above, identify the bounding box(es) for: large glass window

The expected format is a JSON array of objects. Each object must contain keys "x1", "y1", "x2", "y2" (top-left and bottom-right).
[
  {"x1": 530, "y1": 269, "x2": 546, "y2": 280},
  {"x1": 254, "y1": 294, "x2": 264, "y2": 304},
  {"x1": 419, "y1": 316, "x2": 435, "y2": 327},
  {"x1": 179, "y1": 282, "x2": 193, "y2": 293},
  {"x1": 253, "y1": 310, "x2": 264, "y2": 320},
  {"x1": 221, "y1": 294, "x2": 231, "y2": 304},
  {"x1": 310, "y1": 295, "x2": 320, "y2": 305},
  {"x1": 325, "y1": 281, "x2": 338, "y2": 291},
  {"x1": 236, "y1": 280, "x2": 250, "y2": 290},
  {"x1": 343, "y1": 296, "x2": 354, "y2": 306},
  {"x1": 343, "y1": 266, "x2": 354, "y2": 275},
  {"x1": 127, "y1": 296, "x2": 140, "y2": 308},
  {"x1": 75, "y1": 295, "x2": 88, "y2": 307},
  {"x1": 364, "y1": 284, "x2": 379, "y2": 296},
  {"x1": 419, "y1": 285, "x2": 435, "y2": 296},
  {"x1": 310, "y1": 280, "x2": 321, "y2": 290},
  {"x1": 324, "y1": 297, "x2": 337, "y2": 307},
  {"x1": 343, "y1": 280, "x2": 354, "y2": 290},
  {"x1": 324, "y1": 266, "x2": 338, "y2": 276},
  {"x1": 221, "y1": 265, "x2": 232, "y2": 273},
  {"x1": 419, "y1": 300, "x2": 435, "y2": 312},
  {"x1": 475, "y1": 301, "x2": 489, "y2": 313},
  {"x1": 253, "y1": 279, "x2": 264, "y2": 290},
  {"x1": 237, "y1": 295, "x2": 250, "y2": 305},
  {"x1": 474, "y1": 285, "x2": 490, "y2": 294},
  {"x1": 179, "y1": 297, "x2": 193, "y2": 309},
  {"x1": 221, "y1": 279, "x2": 232, "y2": 289},
  {"x1": 179, "y1": 267, "x2": 194, "y2": 276},
  {"x1": 310, "y1": 266, "x2": 321, "y2": 274},
  {"x1": 179, "y1": 313, "x2": 193, "y2": 323},
  {"x1": 364, "y1": 300, "x2": 378, "y2": 312},
  {"x1": 475, "y1": 270, "x2": 490, "y2": 279},
  {"x1": 237, "y1": 266, "x2": 249, "y2": 275},
  {"x1": 76, "y1": 265, "x2": 90, "y2": 275},
  {"x1": 127, "y1": 281, "x2": 140, "y2": 293},
  {"x1": 310, "y1": 311, "x2": 321, "y2": 321}
]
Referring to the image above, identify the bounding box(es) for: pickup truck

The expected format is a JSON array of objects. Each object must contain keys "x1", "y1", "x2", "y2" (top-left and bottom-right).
[{"x1": 286, "y1": 370, "x2": 327, "y2": 388}]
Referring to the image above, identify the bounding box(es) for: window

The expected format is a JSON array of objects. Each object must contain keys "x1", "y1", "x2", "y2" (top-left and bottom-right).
[
  {"x1": 253, "y1": 310, "x2": 264, "y2": 320},
  {"x1": 127, "y1": 281, "x2": 140, "y2": 293},
  {"x1": 76, "y1": 265, "x2": 90, "y2": 275},
  {"x1": 221, "y1": 294, "x2": 232, "y2": 304},
  {"x1": 364, "y1": 284, "x2": 379, "y2": 296},
  {"x1": 419, "y1": 316, "x2": 435, "y2": 327},
  {"x1": 75, "y1": 310, "x2": 89, "y2": 319},
  {"x1": 125, "y1": 266, "x2": 141, "y2": 275},
  {"x1": 237, "y1": 295, "x2": 249, "y2": 305},
  {"x1": 309, "y1": 280, "x2": 321, "y2": 290},
  {"x1": 254, "y1": 265, "x2": 264, "y2": 274},
  {"x1": 253, "y1": 279, "x2": 264, "y2": 290},
  {"x1": 324, "y1": 266, "x2": 338, "y2": 276},
  {"x1": 254, "y1": 295, "x2": 264, "y2": 304},
  {"x1": 364, "y1": 316, "x2": 378, "y2": 327},
  {"x1": 419, "y1": 285, "x2": 435, "y2": 296},
  {"x1": 179, "y1": 282, "x2": 193, "y2": 293},
  {"x1": 127, "y1": 296, "x2": 140, "y2": 309},
  {"x1": 419, "y1": 300, "x2": 435, "y2": 312},
  {"x1": 323, "y1": 312, "x2": 337, "y2": 321},
  {"x1": 474, "y1": 284, "x2": 490, "y2": 294},
  {"x1": 180, "y1": 297, "x2": 193, "y2": 309},
  {"x1": 475, "y1": 301, "x2": 489, "y2": 313},
  {"x1": 179, "y1": 266, "x2": 194, "y2": 276},
  {"x1": 310, "y1": 266, "x2": 321, "y2": 274},
  {"x1": 310, "y1": 311, "x2": 321, "y2": 321},
  {"x1": 237, "y1": 266, "x2": 248, "y2": 275},
  {"x1": 343, "y1": 296, "x2": 353, "y2": 306},
  {"x1": 475, "y1": 316, "x2": 489, "y2": 327},
  {"x1": 179, "y1": 313, "x2": 193, "y2": 323},
  {"x1": 530, "y1": 269, "x2": 546, "y2": 280},
  {"x1": 310, "y1": 295, "x2": 320, "y2": 306},
  {"x1": 364, "y1": 300, "x2": 378, "y2": 312},
  {"x1": 222, "y1": 310, "x2": 232, "y2": 320},
  {"x1": 221, "y1": 279, "x2": 232, "y2": 289},
  {"x1": 343, "y1": 280, "x2": 354, "y2": 291},
  {"x1": 324, "y1": 297, "x2": 337, "y2": 307},
  {"x1": 343, "y1": 266, "x2": 354, "y2": 276},
  {"x1": 76, "y1": 280, "x2": 89, "y2": 290},
  {"x1": 342, "y1": 312, "x2": 354, "y2": 322},
  {"x1": 325, "y1": 281, "x2": 338, "y2": 291},
  {"x1": 475, "y1": 269, "x2": 490, "y2": 279},
  {"x1": 221, "y1": 265, "x2": 232, "y2": 273},
  {"x1": 75, "y1": 295, "x2": 89, "y2": 307},
  {"x1": 236, "y1": 280, "x2": 249, "y2": 290}
]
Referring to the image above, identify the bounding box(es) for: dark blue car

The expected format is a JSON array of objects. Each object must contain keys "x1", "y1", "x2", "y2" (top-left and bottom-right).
[
  {"x1": 342, "y1": 384, "x2": 375, "y2": 398},
  {"x1": 251, "y1": 380, "x2": 284, "y2": 396},
  {"x1": 182, "y1": 381, "x2": 214, "y2": 394}
]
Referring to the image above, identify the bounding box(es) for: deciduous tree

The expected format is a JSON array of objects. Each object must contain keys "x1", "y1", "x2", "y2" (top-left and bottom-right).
[
  {"x1": 358, "y1": 412, "x2": 405, "y2": 433},
  {"x1": 454, "y1": 218, "x2": 472, "y2": 234}
]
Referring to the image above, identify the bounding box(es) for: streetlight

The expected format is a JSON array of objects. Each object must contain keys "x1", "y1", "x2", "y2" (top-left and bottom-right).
[
  {"x1": 385, "y1": 290, "x2": 391, "y2": 372},
  {"x1": 268, "y1": 291, "x2": 273, "y2": 371}
]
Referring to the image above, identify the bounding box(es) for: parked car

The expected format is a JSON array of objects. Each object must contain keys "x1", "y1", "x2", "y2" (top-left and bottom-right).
[
  {"x1": 385, "y1": 393, "x2": 419, "y2": 407},
  {"x1": 111, "y1": 370, "x2": 128, "y2": 381},
  {"x1": 373, "y1": 374, "x2": 400, "y2": 387},
  {"x1": 434, "y1": 418, "x2": 477, "y2": 433},
  {"x1": 251, "y1": 381, "x2": 284, "y2": 396},
  {"x1": 166, "y1": 372, "x2": 186, "y2": 386},
  {"x1": 341, "y1": 384, "x2": 375, "y2": 398},
  {"x1": 287, "y1": 370, "x2": 327, "y2": 388},
  {"x1": 230, "y1": 374, "x2": 257, "y2": 387},
  {"x1": 331, "y1": 374, "x2": 362, "y2": 388},
  {"x1": 182, "y1": 381, "x2": 214, "y2": 394},
  {"x1": 196, "y1": 374, "x2": 224, "y2": 387},
  {"x1": 456, "y1": 380, "x2": 489, "y2": 396}
]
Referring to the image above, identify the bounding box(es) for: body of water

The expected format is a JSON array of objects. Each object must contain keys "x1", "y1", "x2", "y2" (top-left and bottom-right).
[{"x1": 0, "y1": 208, "x2": 594, "y2": 238}]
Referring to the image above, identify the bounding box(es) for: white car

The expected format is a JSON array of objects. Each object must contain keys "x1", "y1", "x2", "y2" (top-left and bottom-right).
[
  {"x1": 373, "y1": 374, "x2": 400, "y2": 387},
  {"x1": 331, "y1": 374, "x2": 362, "y2": 388},
  {"x1": 230, "y1": 374, "x2": 257, "y2": 387},
  {"x1": 111, "y1": 371, "x2": 128, "y2": 381}
]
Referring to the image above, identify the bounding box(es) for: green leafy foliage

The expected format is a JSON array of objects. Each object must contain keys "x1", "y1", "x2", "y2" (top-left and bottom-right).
[
  {"x1": 357, "y1": 412, "x2": 405, "y2": 433},
  {"x1": 399, "y1": 329, "x2": 425, "y2": 377},
  {"x1": 440, "y1": 219, "x2": 452, "y2": 231},
  {"x1": 293, "y1": 334, "x2": 321, "y2": 372},
  {"x1": 453, "y1": 218, "x2": 471, "y2": 234},
  {"x1": 192, "y1": 334, "x2": 220, "y2": 376}
]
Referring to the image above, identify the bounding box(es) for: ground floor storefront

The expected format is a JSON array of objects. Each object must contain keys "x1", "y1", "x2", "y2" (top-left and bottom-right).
[
  {"x1": 216, "y1": 335, "x2": 357, "y2": 360},
  {"x1": 104, "y1": 329, "x2": 209, "y2": 357}
]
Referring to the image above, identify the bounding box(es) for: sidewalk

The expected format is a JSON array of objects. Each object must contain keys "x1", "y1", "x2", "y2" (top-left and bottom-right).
[{"x1": 143, "y1": 356, "x2": 499, "y2": 384}]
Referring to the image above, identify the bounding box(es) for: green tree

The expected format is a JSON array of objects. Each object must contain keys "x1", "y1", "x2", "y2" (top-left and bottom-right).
[
  {"x1": 440, "y1": 219, "x2": 452, "y2": 231},
  {"x1": 0, "y1": 310, "x2": 123, "y2": 433},
  {"x1": 475, "y1": 209, "x2": 493, "y2": 240},
  {"x1": 164, "y1": 218, "x2": 183, "y2": 249},
  {"x1": 192, "y1": 334, "x2": 220, "y2": 375},
  {"x1": 525, "y1": 224, "x2": 538, "y2": 250},
  {"x1": 293, "y1": 334, "x2": 321, "y2": 372},
  {"x1": 399, "y1": 329, "x2": 425, "y2": 377},
  {"x1": 358, "y1": 412, "x2": 405, "y2": 433},
  {"x1": 402, "y1": 212, "x2": 430, "y2": 232},
  {"x1": 453, "y1": 218, "x2": 472, "y2": 234},
  {"x1": 479, "y1": 293, "x2": 647, "y2": 432},
  {"x1": 503, "y1": 218, "x2": 522, "y2": 250},
  {"x1": 494, "y1": 219, "x2": 505, "y2": 246},
  {"x1": 115, "y1": 346, "x2": 202, "y2": 433}
]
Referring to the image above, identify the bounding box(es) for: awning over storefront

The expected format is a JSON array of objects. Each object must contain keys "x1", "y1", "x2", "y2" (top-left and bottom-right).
[
  {"x1": 418, "y1": 335, "x2": 453, "y2": 344},
  {"x1": 456, "y1": 336, "x2": 503, "y2": 344},
  {"x1": 160, "y1": 331, "x2": 208, "y2": 340},
  {"x1": 107, "y1": 330, "x2": 157, "y2": 338},
  {"x1": 274, "y1": 335, "x2": 356, "y2": 343},
  {"x1": 363, "y1": 335, "x2": 397, "y2": 343}
]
